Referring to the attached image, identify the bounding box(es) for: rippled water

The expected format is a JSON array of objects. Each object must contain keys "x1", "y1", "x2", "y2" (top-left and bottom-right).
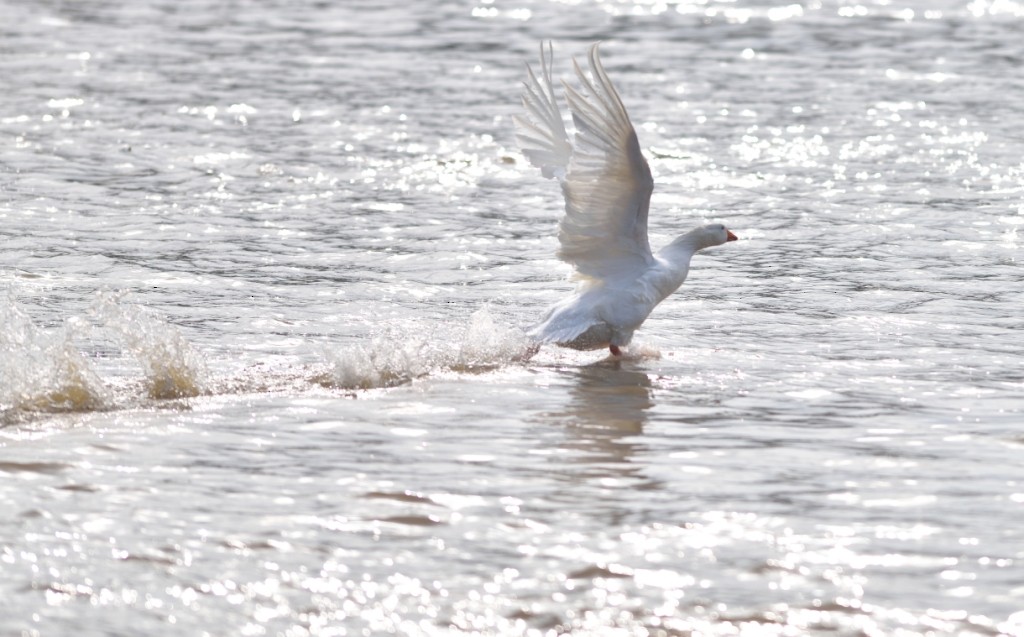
[{"x1": 2, "y1": 0, "x2": 1023, "y2": 635}]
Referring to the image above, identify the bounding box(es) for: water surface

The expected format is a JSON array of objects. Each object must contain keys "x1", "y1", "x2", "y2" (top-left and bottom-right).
[{"x1": 2, "y1": 0, "x2": 1023, "y2": 635}]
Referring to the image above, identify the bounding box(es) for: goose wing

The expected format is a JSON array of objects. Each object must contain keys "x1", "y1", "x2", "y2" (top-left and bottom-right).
[
  {"x1": 514, "y1": 42, "x2": 573, "y2": 180},
  {"x1": 515, "y1": 43, "x2": 655, "y2": 282}
]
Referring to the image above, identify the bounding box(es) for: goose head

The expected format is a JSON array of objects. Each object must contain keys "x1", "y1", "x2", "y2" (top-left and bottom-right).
[
  {"x1": 699, "y1": 223, "x2": 738, "y2": 250},
  {"x1": 670, "y1": 223, "x2": 739, "y2": 252}
]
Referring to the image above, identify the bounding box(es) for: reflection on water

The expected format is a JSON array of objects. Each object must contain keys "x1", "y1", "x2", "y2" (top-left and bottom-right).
[
  {"x1": 548, "y1": 361, "x2": 666, "y2": 527},
  {"x1": 568, "y1": 362, "x2": 654, "y2": 432},
  {"x1": 558, "y1": 361, "x2": 652, "y2": 466}
]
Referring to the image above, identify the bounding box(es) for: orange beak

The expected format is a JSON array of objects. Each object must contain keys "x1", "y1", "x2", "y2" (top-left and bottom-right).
[{"x1": 726, "y1": 230, "x2": 738, "y2": 242}]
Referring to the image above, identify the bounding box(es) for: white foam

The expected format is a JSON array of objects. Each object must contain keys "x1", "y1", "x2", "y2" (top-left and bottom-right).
[
  {"x1": 322, "y1": 308, "x2": 535, "y2": 390},
  {"x1": 92, "y1": 292, "x2": 208, "y2": 399},
  {"x1": 2, "y1": 293, "x2": 573, "y2": 419},
  {"x1": 0, "y1": 295, "x2": 108, "y2": 419}
]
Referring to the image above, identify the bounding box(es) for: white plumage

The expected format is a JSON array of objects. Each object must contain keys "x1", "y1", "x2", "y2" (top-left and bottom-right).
[{"x1": 515, "y1": 43, "x2": 737, "y2": 356}]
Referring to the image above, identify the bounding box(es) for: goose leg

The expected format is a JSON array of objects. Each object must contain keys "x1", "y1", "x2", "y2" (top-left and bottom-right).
[{"x1": 609, "y1": 344, "x2": 622, "y2": 356}]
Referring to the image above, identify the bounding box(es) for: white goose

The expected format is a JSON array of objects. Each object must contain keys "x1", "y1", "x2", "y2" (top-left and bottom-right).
[{"x1": 515, "y1": 43, "x2": 737, "y2": 357}]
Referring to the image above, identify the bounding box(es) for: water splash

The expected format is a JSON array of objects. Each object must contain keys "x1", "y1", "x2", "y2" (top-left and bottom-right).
[
  {"x1": 0, "y1": 296, "x2": 108, "y2": 420},
  {"x1": 92, "y1": 292, "x2": 208, "y2": 399},
  {"x1": 321, "y1": 308, "x2": 534, "y2": 390},
  {"x1": 452, "y1": 307, "x2": 537, "y2": 370},
  {"x1": 2, "y1": 294, "x2": 535, "y2": 415}
]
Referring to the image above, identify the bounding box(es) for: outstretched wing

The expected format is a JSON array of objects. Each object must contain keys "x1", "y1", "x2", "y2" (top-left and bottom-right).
[
  {"x1": 515, "y1": 43, "x2": 655, "y2": 282},
  {"x1": 514, "y1": 42, "x2": 573, "y2": 180}
]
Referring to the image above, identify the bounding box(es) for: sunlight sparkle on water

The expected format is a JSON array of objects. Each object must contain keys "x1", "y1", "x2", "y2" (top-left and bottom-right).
[{"x1": 3, "y1": 0, "x2": 1024, "y2": 634}]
